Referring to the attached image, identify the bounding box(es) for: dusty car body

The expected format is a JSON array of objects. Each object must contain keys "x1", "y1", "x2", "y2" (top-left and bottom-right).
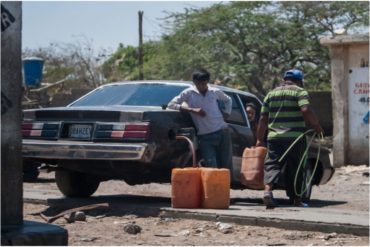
[{"x1": 22, "y1": 81, "x2": 334, "y2": 200}]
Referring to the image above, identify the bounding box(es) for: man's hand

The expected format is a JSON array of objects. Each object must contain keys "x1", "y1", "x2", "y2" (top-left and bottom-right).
[
  {"x1": 192, "y1": 108, "x2": 206, "y2": 117},
  {"x1": 255, "y1": 140, "x2": 265, "y2": 147},
  {"x1": 314, "y1": 124, "x2": 324, "y2": 135}
]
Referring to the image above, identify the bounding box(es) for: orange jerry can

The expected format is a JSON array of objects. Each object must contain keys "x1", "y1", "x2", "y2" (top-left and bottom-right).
[
  {"x1": 171, "y1": 167, "x2": 202, "y2": 208},
  {"x1": 240, "y1": 146, "x2": 267, "y2": 190},
  {"x1": 171, "y1": 135, "x2": 202, "y2": 208},
  {"x1": 201, "y1": 168, "x2": 230, "y2": 209}
]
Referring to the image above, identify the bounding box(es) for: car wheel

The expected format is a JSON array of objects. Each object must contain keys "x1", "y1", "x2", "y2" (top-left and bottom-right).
[
  {"x1": 23, "y1": 161, "x2": 40, "y2": 182},
  {"x1": 301, "y1": 161, "x2": 313, "y2": 203},
  {"x1": 55, "y1": 170, "x2": 100, "y2": 197}
]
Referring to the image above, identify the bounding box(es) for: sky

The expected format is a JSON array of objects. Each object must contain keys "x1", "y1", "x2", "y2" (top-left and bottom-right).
[{"x1": 22, "y1": 1, "x2": 218, "y2": 52}]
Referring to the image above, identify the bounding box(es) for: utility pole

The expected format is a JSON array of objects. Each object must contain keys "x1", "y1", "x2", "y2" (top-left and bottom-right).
[{"x1": 138, "y1": 11, "x2": 144, "y2": 80}]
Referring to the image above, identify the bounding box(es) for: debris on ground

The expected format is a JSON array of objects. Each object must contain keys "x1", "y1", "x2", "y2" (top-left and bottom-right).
[
  {"x1": 342, "y1": 165, "x2": 369, "y2": 174},
  {"x1": 216, "y1": 222, "x2": 233, "y2": 234},
  {"x1": 64, "y1": 213, "x2": 75, "y2": 223},
  {"x1": 74, "y1": 211, "x2": 86, "y2": 221},
  {"x1": 39, "y1": 203, "x2": 108, "y2": 223},
  {"x1": 79, "y1": 237, "x2": 99, "y2": 242},
  {"x1": 177, "y1": 230, "x2": 191, "y2": 236},
  {"x1": 319, "y1": 232, "x2": 338, "y2": 240},
  {"x1": 123, "y1": 223, "x2": 142, "y2": 234}
]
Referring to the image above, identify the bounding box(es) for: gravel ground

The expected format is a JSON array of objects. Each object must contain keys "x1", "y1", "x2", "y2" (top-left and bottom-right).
[{"x1": 23, "y1": 165, "x2": 369, "y2": 246}]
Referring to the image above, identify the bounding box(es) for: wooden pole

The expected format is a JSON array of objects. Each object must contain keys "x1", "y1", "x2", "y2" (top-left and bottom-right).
[
  {"x1": 138, "y1": 11, "x2": 144, "y2": 80},
  {"x1": 1, "y1": 1, "x2": 23, "y2": 225}
]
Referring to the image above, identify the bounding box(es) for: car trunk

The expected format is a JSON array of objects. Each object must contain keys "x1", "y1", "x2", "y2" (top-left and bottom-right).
[{"x1": 22, "y1": 106, "x2": 195, "y2": 166}]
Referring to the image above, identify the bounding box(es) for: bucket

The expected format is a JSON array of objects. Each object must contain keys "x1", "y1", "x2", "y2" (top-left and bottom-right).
[
  {"x1": 201, "y1": 168, "x2": 230, "y2": 209},
  {"x1": 171, "y1": 167, "x2": 202, "y2": 208},
  {"x1": 240, "y1": 146, "x2": 267, "y2": 190},
  {"x1": 22, "y1": 57, "x2": 44, "y2": 87}
]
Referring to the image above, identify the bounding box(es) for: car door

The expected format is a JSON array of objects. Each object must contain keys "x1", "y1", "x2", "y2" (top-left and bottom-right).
[{"x1": 222, "y1": 92, "x2": 255, "y2": 183}]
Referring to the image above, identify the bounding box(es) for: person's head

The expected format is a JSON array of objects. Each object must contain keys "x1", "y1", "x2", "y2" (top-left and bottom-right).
[
  {"x1": 245, "y1": 103, "x2": 257, "y2": 122},
  {"x1": 192, "y1": 69, "x2": 210, "y2": 93},
  {"x1": 283, "y1": 69, "x2": 304, "y2": 87}
]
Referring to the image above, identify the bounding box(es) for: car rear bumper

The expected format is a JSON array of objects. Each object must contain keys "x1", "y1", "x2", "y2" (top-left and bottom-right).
[{"x1": 22, "y1": 139, "x2": 156, "y2": 162}]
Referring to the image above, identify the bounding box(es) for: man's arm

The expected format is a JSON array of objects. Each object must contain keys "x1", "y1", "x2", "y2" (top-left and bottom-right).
[
  {"x1": 216, "y1": 90, "x2": 232, "y2": 117},
  {"x1": 256, "y1": 114, "x2": 268, "y2": 147},
  {"x1": 301, "y1": 106, "x2": 323, "y2": 134},
  {"x1": 167, "y1": 91, "x2": 206, "y2": 117}
]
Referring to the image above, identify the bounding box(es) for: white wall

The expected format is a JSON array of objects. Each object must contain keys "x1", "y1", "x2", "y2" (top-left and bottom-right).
[{"x1": 348, "y1": 67, "x2": 369, "y2": 164}]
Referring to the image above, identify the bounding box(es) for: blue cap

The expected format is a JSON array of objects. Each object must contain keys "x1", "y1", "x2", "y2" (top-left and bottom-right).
[{"x1": 283, "y1": 69, "x2": 303, "y2": 81}]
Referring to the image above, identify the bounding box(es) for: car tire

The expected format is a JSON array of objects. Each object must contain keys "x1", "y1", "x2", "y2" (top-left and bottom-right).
[
  {"x1": 55, "y1": 170, "x2": 100, "y2": 197},
  {"x1": 301, "y1": 161, "x2": 313, "y2": 203}
]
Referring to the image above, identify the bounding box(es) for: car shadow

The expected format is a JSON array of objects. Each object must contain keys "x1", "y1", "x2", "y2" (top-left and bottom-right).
[{"x1": 37, "y1": 194, "x2": 171, "y2": 220}]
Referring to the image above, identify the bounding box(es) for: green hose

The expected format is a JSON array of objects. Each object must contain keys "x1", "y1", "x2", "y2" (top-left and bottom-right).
[{"x1": 278, "y1": 130, "x2": 324, "y2": 197}]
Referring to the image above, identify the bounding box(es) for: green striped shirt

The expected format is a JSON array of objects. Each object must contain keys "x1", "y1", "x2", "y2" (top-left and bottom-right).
[{"x1": 261, "y1": 84, "x2": 309, "y2": 140}]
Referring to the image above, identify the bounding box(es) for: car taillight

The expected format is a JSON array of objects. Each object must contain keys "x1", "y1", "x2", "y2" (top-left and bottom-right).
[
  {"x1": 95, "y1": 122, "x2": 150, "y2": 140},
  {"x1": 21, "y1": 122, "x2": 60, "y2": 138}
]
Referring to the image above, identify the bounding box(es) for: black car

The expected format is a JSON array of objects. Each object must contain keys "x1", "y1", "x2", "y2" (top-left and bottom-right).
[{"x1": 22, "y1": 81, "x2": 334, "y2": 200}]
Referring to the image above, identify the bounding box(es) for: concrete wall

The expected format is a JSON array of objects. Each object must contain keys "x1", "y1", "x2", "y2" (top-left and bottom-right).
[
  {"x1": 321, "y1": 34, "x2": 369, "y2": 167},
  {"x1": 1, "y1": 2, "x2": 23, "y2": 225},
  {"x1": 309, "y1": 91, "x2": 333, "y2": 136}
]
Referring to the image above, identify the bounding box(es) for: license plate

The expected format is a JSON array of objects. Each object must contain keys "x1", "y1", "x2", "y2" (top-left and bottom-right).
[{"x1": 69, "y1": 124, "x2": 92, "y2": 139}]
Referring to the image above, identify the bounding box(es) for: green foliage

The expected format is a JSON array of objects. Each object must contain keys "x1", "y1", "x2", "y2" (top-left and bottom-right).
[{"x1": 103, "y1": 1, "x2": 368, "y2": 97}]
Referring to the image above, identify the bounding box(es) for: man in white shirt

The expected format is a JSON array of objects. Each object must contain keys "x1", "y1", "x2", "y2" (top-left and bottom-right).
[{"x1": 168, "y1": 69, "x2": 234, "y2": 179}]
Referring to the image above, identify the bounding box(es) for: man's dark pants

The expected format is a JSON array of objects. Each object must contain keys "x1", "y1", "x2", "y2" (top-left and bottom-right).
[
  {"x1": 264, "y1": 138, "x2": 306, "y2": 199},
  {"x1": 198, "y1": 128, "x2": 234, "y2": 181}
]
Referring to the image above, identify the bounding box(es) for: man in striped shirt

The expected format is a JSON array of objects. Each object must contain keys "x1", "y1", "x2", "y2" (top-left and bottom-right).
[{"x1": 256, "y1": 69, "x2": 323, "y2": 208}]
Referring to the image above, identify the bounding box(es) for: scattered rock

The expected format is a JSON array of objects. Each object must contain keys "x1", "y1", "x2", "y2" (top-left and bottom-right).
[
  {"x1": 216, "y1": 222, "x2": 233, "y2": 234},
  {"x1": 178, "y1": 230, "x2": 191, "y2": 236},
  {"x1": 74, "y1": 211, "x2": 86, "y2": 221},
  {"x1": 362, "y1": 172, "x2": 369, "y2": 177},
  {"x1": 154, "y1": 233, "x2": 174, "y2": 237},
  {"x1": 95, "y1": 214, "x2": 106, "y2": 219},
  {"x1": 194, "y1": 227, "x2": 204, "y2": 233},
  {"x1": 283, "y1": 232, "x2": 312, "y2": 240},
  {"x1": 323, "y1": 232, "x2": 338, "y2": 240},
  {"x1": 162, "y1": 217, "x2": 175, "y2": 222},
  {"x1": 80, "y1": 237, "x2": 98, "y2": 242},
  {"x1": 123, "y1": 223, "x2": 142, "y2": 234}
]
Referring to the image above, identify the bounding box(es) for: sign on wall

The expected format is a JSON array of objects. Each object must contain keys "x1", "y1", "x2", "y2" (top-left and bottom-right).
[{"x1": 348, "y1": 67, "x2": 369, "y2": 155}]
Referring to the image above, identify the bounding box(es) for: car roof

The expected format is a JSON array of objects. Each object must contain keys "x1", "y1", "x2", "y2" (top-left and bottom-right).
[{"x1": 102, "y1": 80, "x2": 259, "y2": 100}]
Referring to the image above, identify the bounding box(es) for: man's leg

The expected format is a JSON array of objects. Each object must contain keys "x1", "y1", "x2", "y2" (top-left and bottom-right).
[
  {"x1": 263, "y1": 139, "x2": 286, "y2": 208},
  {"x1": 198, "y1": 132, "x2": 219, "y2": 168},
  {"x1": 218, "y1": 128, "x2": 235, "y2": 182},
  {"x1": 286, "y1": 139, "x2": 307, "y2": 206}
]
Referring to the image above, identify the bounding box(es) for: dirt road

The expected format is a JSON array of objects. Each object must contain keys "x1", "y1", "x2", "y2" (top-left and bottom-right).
[{"x1": 23, "y1": 165, "x2": 369, "y2": 245}]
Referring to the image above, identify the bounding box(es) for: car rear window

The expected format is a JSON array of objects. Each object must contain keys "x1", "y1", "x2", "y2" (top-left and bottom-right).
[{"x1": 70, "y1": 83, "x2": 189, "y2": 107}]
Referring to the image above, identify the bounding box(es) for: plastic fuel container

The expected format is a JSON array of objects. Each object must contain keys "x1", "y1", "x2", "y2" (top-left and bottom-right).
[
  {"x1": 240, "y1": 146, "x2": 267, "y2": 189},
  {"x1": 201, "y1": 168, "x2": 230, "y2": 209},
  {"x1": 171, "y1": 167, "x2": 202, "y2": 208}
]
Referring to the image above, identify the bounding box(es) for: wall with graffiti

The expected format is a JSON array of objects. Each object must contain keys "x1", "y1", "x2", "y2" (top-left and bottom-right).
[{"x1": 348, "y1": 66, "x2": 369, "y2": 163}]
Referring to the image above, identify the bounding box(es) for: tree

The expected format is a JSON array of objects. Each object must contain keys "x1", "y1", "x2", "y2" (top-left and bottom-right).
[
  {"x1": 23, "y1": 36, "x2": 110, "y2": 89},
  {"x1": 103, "y1": 1, "x2": 368, "y2": 97}
]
